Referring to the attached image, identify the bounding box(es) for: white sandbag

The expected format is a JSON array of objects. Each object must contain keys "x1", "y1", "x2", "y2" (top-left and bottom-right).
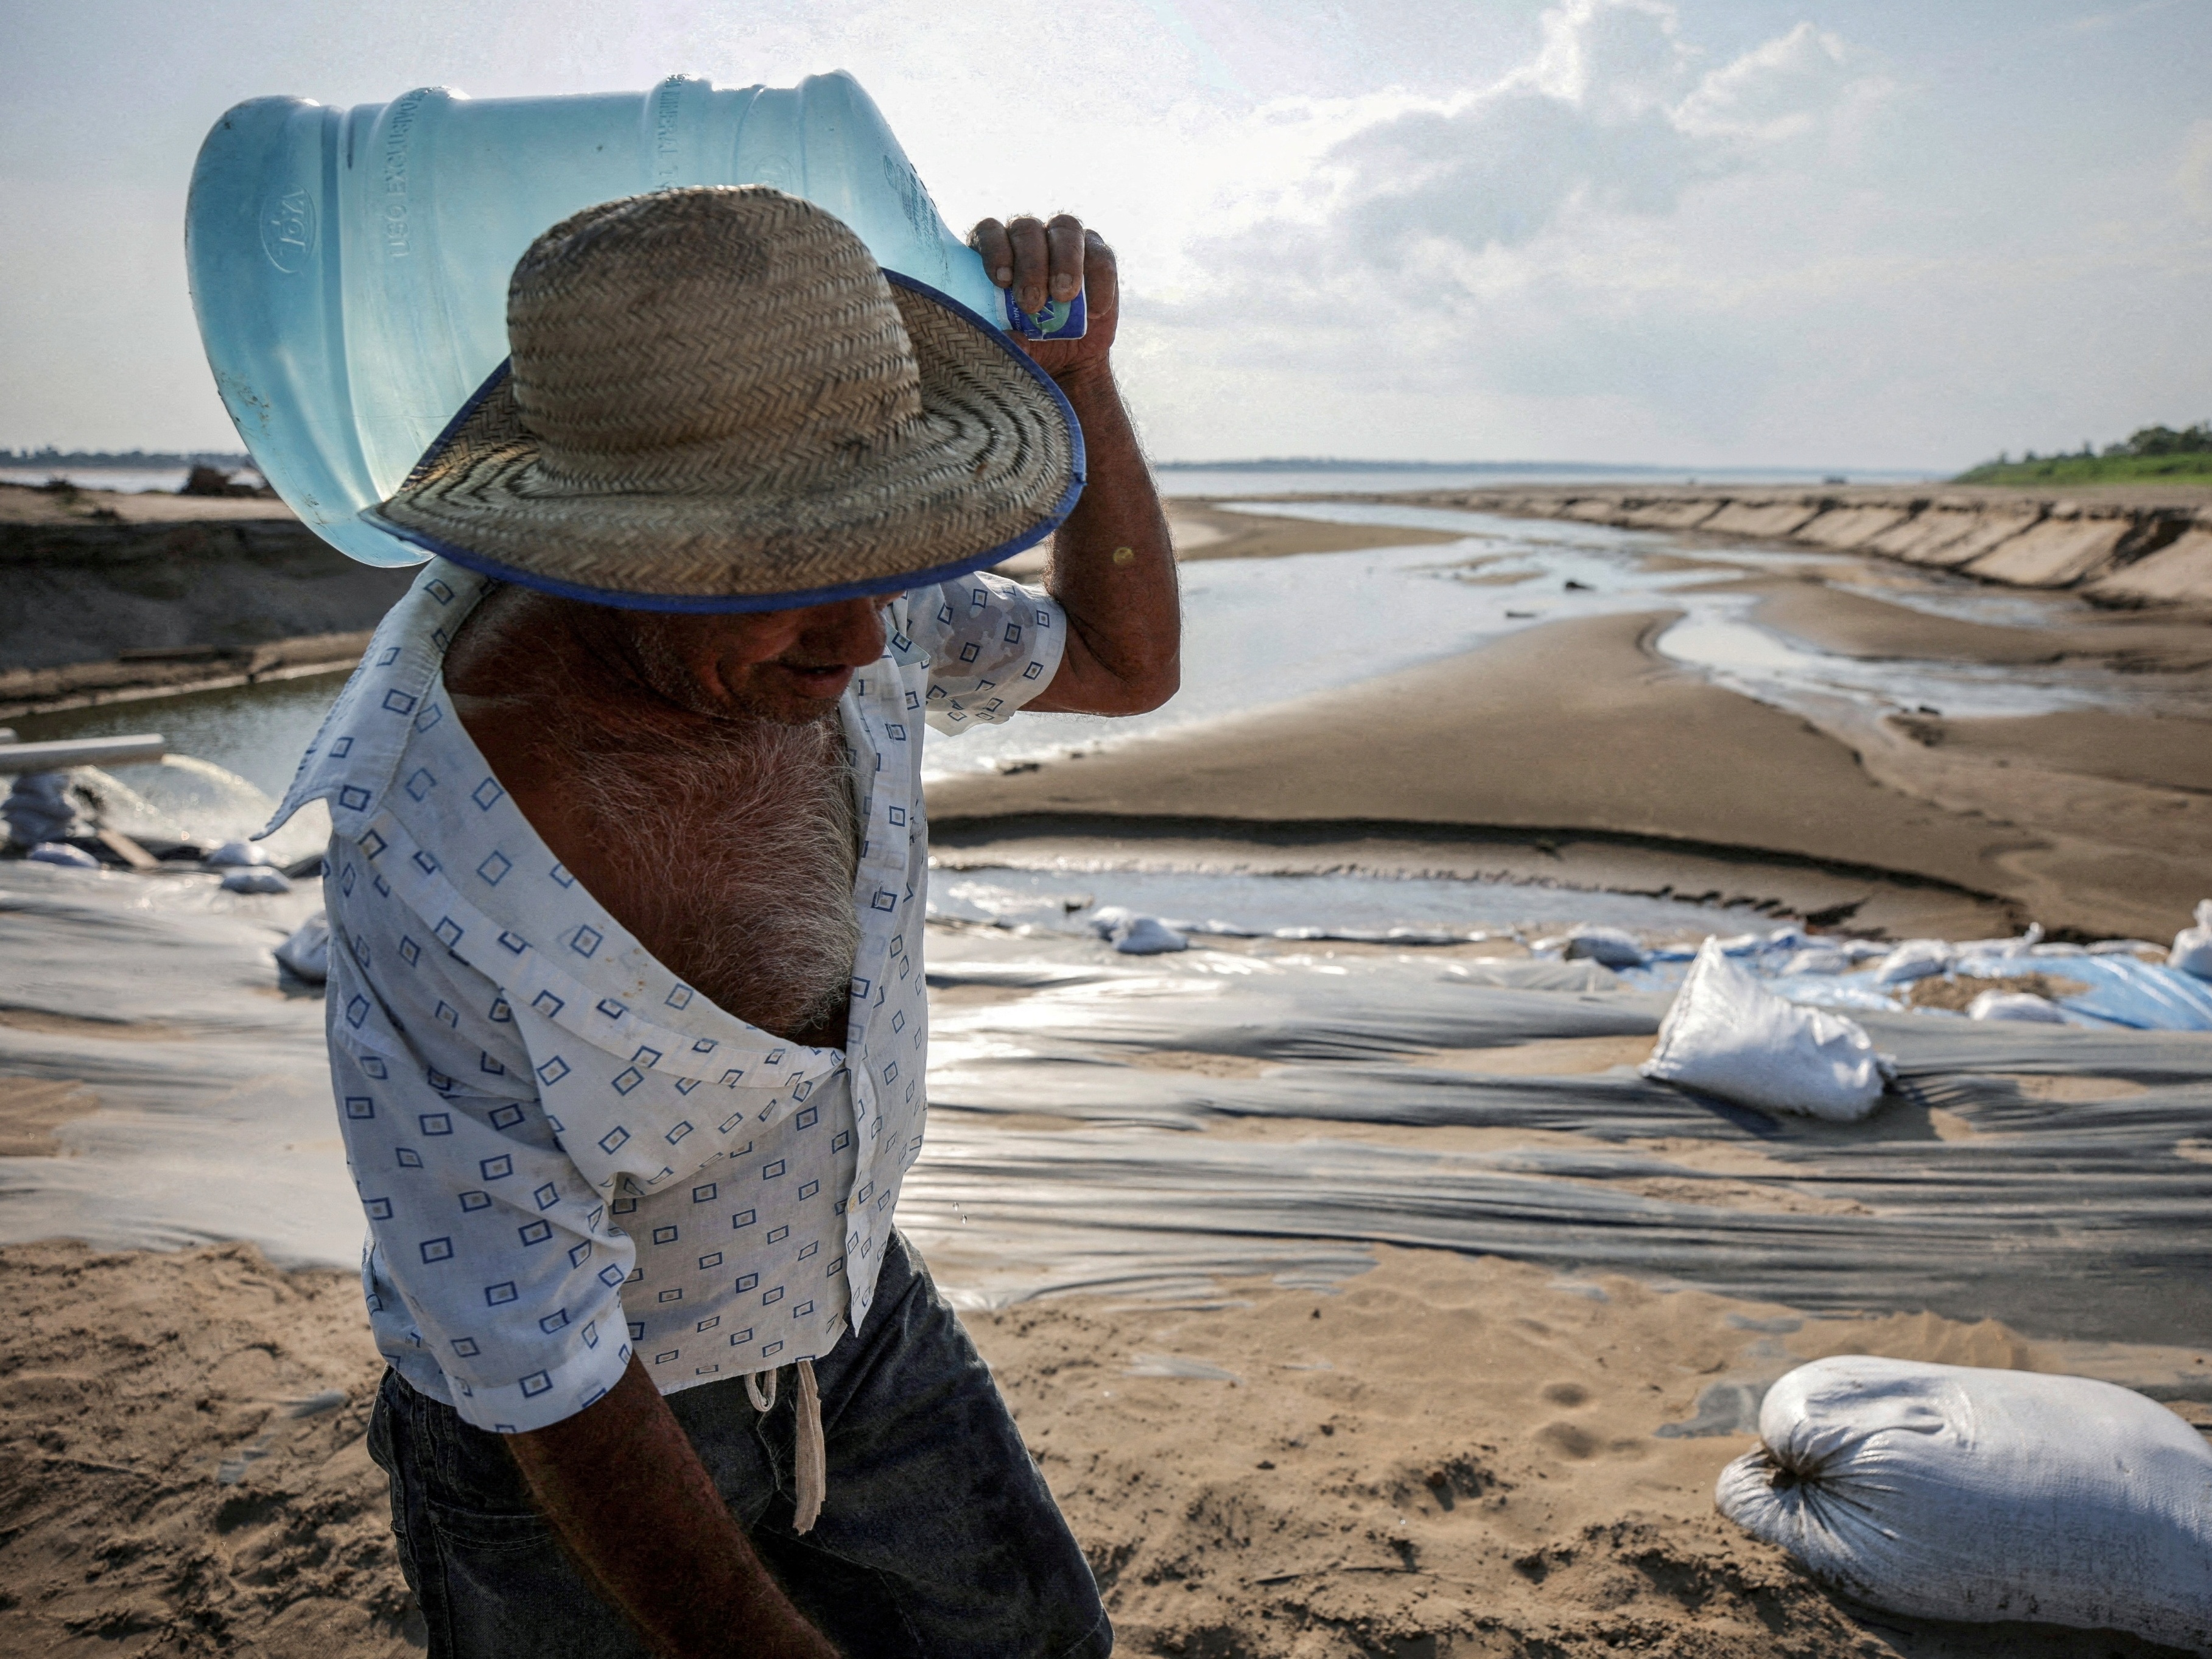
[
  {"x1": 1875, "y1": 938, "x2": 1951, "y2": 984},
  {"x1": 1967, "y1": 989, "x2": 2065, "y2": 1024},
  {"x1": 1717, "y1": 1356, "x2": 2212, "y2": 1652},
  {"x1": 1113, "y1": 916, "x2": 1188, "y2": 955},
  {"x1": 1084, "y1": 904, "x2": 1135, "y2": 939},
  {"x1": 1084, "y1": 905, "x2": 1189, "y2": 955},
  {"x1": 1779, "y1": 947, "x2": 1851, "y2": 976},
  {"x1": 274, "y1": 911, "x2": 330, "y2": 982},
  {"x1": 4, "y1": 772, "x2": 77, "y2": 846},
  {"x1": 2169, "y1": 900, "x2": 2212, "y2": 982},
  {"x1": 204, "y1": 838, "x2": 269, "y2": 868},
  {"x1": 1641, "y1": 938, "x2": 1889, "y2": 1121},
  {"x1": 1562, "y1": 925, "x2": 1646, "y2": 968},
  {"x1": 221, "y1": 866, "x2": 293, "y2": 895},
  {"x1": 27, "y1": 841, "x2": 99, "y2": 869}
]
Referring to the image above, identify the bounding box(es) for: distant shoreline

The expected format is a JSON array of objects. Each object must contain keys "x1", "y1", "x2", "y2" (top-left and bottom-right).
[
  {"x1": 0, "y1": 450, "x2": 253, "y2": 470},
  {"x1": 1153, "y1": 456, "x2": 1945, "y2": 482}
]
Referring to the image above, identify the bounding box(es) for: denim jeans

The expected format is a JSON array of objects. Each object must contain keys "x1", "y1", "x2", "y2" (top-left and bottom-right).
[{"x1": 368, "y1": 1232, "x2": 1111, "y2": 1658}]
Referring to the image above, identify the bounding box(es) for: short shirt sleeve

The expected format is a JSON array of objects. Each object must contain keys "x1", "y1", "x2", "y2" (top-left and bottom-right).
[{"x1": 905, "y1": 572, "x2": 1067, "y2": 734}]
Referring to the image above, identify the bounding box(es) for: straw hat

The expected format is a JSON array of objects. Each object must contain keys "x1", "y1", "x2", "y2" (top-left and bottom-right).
[{"x1": 364, "y1": 186, "x2": 1083, "y2": 610}]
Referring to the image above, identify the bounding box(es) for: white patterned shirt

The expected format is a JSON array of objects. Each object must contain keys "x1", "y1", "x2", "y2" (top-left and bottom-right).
[{"x1": 264, "y1": 560, "x2": 1064, "y2": 1434}]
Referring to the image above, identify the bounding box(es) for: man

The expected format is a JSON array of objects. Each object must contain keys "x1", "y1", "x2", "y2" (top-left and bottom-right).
[{"x1": 264, "y1": 186, "x2": 1176, "y2": 1657}]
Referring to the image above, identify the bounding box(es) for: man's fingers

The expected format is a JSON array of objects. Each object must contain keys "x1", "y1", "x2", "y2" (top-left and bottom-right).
[
  {"x1": 1080, "y1": 228, "x2": 1117, "y2": 320},
  {"x1": 1045, "y1": 214, "x2": 1085, "y2": 303},
  {"x1": 975, "y1": 215, "x2": 1112, "y2": 321},
  {"x1": 969, "y1": 219, "x2": 1014, "y2": 288},
  {"x1": 1006, "y1": 216, "x2": 1050, "y2": 315}
]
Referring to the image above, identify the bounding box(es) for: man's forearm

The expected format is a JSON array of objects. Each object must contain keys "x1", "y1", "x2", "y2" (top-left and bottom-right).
[
  {"x1": 508, "y1": 1356, "x2": 838, "y2": 1659},
  {"x1": 1033, "y1": 365, "x2": 1179, "y2": 714}
]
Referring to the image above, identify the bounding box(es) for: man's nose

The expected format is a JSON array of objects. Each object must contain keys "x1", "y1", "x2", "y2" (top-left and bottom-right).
[{"x1": 796, "y1": 597, "x2": 888, "y2": 667}]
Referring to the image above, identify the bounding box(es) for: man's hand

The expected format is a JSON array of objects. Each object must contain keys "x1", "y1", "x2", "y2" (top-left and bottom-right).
[
  {"x1": 969, "y1": 214, "x2": 1179, "y2": 717},
  {"x1": 967, "y1": 213, "x2": 1115, "y2": 385},
  {"x1": 508, "y1": 1356, "x2": 839, "y2": 1659}
]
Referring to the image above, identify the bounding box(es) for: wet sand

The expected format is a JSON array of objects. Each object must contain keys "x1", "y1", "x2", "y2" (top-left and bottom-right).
[
  {"x1": 7, "y1": 1239, "x2": 2201, "y2": 1659},
  {"x1": 933, "y1": 568, "x2": 2212, "y2": 940},
  {"x1": 1742, "y1": 574, "x2": 2212, "y2": 668},
  {"x1": 991, "y1": 502, "x2": 1464, "y2": 578}
]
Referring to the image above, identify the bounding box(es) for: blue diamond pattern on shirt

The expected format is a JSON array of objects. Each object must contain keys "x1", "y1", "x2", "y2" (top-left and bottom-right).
[{"x1": 300, "y1": 562, "x2": 1062, "y2": 1434}]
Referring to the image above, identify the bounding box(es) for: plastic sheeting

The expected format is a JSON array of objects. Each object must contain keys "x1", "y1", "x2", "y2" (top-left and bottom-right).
[
  {"x1": 5, "y1": 865, "x2": 2211, "y2": 1360},
  {"x1": 913, "y1": 941, "x2": 2212, "y2": 1345},
  {"x1": 1619, "y1": 929, "x2": 2212, "y2": 1033},
  {"x1": 0, "y1": 864, "x2": 348, "y2": 1260}
]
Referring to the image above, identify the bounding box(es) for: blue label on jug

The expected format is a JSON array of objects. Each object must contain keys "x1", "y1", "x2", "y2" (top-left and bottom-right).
[{"x1": 1002, "y1": 288, "x2": 1086, "y2": 341}]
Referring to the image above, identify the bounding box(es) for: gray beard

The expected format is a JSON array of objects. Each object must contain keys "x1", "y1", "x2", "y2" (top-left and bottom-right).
[{"x1": 544, "y1": 708, "x2": 862, "y2": 1040}]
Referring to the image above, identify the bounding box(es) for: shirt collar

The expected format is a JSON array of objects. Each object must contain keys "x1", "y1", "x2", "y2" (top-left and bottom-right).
[{"x1": 262, "y1": 561, "x2": 495, "y2": 841}]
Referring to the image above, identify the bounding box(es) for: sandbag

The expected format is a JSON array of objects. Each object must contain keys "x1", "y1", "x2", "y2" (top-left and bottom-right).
[
  {"x1": 221, "y1": 866, "x2": 292, "y2": 895},
  {"x1": 274, "y1": 911, "x2": 330, "y2": 983},
  {"x1": 1967, "y1": 989, "x2": 2064, "y2": 1023},
  {"x1": 1778, "y1": 946, "x2": 1851, "y2": 976},
  {"x1": 1562, "y1": 925, "x2": 1646, "y2": 968},
  {"x1": 1718, "y1": 1356, "x2": 2212, "y2": 1652},
  {"x1": 3, "y1": 773, "x2": 77, "y2": 846},
  {"x1": 1086, "y1": 906, "x2": 1190, "y2": 956},
  {"x1": 1875, "y1": 938, "x2": 1951, "y2": 984},
  {"x1": 1114, "y1": 916, "x2": 1188, "y2": 955},
  {"x1": 1641, "y1": 938, "x2": 1889, "y2": 1121},
  {"x1": 2171, "y1": 900, "x2": 2212, "y2": 982},
  {"x1": 27, "y1": 841, "x2": 99, "y2": 869}
]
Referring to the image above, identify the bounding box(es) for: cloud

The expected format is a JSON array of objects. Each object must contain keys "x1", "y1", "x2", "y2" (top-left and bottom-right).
[
  {"x1": 1112, "y1": 1, "x2": 1937, "y2": 461},
  {"x1": 2180, "y1": 117, "x2": 2212, "y2": 221},
  {"x1": 1217, "y1": 0, "x2": 1875, "y2": 289},
  {"x1": 1522, "y1": 0, "x2": 1691, "y2": 119},
  {"x1": 2063, "y1": 0, "x2": 2184, "y2": 35},
  {"x1": 1675, "y1": 22, "x2": 1857, "y2": 143}
]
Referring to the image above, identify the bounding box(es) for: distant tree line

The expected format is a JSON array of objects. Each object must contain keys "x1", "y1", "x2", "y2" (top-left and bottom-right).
[
  {"x1": 1995, "y1": 423, "x2": 2212, "y2": 466},
  {"x1": 0, "y1": 447, "x2": 253, "y2": 468}
]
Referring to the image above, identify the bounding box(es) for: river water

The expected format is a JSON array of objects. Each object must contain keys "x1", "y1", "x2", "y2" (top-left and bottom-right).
[
  {"x1": 10, "y1": 499, "x2": 2185, "y2": 933},
  {"x1": 7, "y1": 500, "x2": 2210, "y2": 1356}
]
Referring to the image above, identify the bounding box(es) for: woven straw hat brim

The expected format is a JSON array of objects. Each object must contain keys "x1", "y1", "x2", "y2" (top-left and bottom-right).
[{"x1": 364, "y1": 273, "x2": 1083, "y2": 612}]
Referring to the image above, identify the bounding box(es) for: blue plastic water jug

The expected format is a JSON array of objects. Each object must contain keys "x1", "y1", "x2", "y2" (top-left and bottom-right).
[{"x1": 185, "y1": 71, "x2": 1080, "y2": 568}]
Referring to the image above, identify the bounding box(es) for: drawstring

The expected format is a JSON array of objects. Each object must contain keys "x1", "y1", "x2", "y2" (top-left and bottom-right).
[
  {"x1": 793, "y1": 1361, "x2": 825, "y2": 1535},
  {"x1": 746, "y1": 1361, "x2": 826, "y2": 1534}
]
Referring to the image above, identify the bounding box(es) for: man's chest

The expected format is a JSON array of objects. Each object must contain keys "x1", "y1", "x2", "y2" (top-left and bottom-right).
[{"x1": 488, "y1": 718, "x2": 863, "y2": 1040}]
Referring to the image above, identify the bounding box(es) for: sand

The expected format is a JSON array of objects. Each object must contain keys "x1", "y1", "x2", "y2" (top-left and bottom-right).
[
  {"x1": 0, "y1": 1242, "x2": 410, "y2": 1658},
  {"x1": 929, "y1": 592, "x2": 2212, "y2": 941},
  {"x1": 1742, "y1": 576, "x2": 2212, "y2": 670},
  {"x1": 5, "y1": 1240, "x2": 2202, "y2": 1659},
  {"x1": 989, "y1": 502, "x2": 1464, "y2": 578},
  {"x1": 930, "y1": 611, "x2": 2048, "y2": 927},
  {"x1": 8, "y1": 494, "x2": 2211, "y2": 1655}
]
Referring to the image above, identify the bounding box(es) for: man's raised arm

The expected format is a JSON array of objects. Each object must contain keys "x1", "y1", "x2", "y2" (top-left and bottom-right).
[{"x1": 972, "y1": 213, "x2": 1181, "y2": 718}]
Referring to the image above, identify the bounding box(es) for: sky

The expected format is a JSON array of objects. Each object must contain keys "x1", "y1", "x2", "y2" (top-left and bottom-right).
[{"x1": 2, "y1": 0, "x2": 2208, "y2": 470}]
